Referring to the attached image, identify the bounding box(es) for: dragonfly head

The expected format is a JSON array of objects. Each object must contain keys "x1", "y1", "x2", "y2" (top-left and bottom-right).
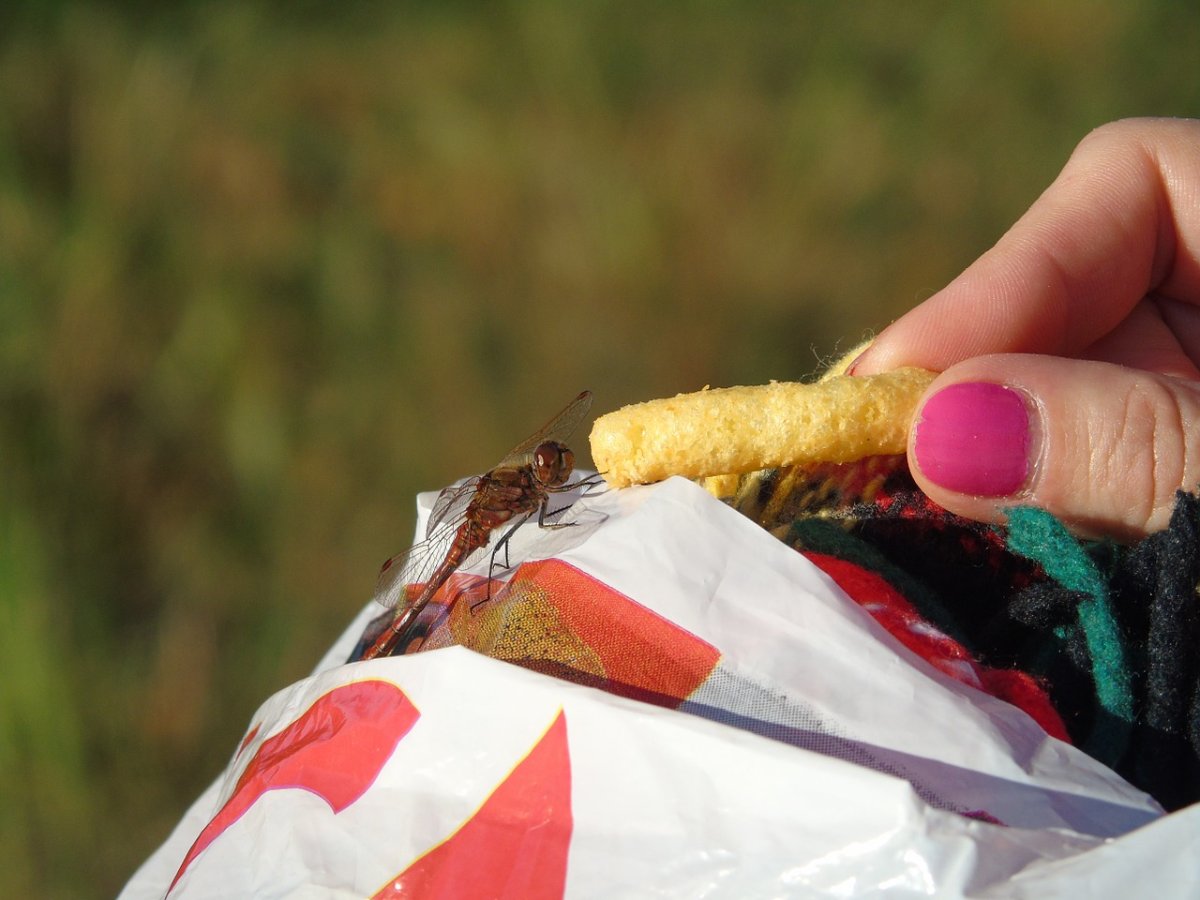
[{"x1": 533, "y1": 441, "x2": 575, "y2": 486}]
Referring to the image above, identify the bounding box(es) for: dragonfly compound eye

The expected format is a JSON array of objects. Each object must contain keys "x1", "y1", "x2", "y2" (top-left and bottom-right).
[{"x1": 534, "y1": 441, "x2": 574, "y2": 485}]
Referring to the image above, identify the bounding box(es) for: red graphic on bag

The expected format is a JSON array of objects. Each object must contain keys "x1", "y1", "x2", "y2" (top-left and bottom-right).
[
  {"x1": 169, "y1": 679, "x2": 419, "y2": 893},
  {"x1": 374, "y1": 709, "x2": 572, "y2": 899},
  {"x1": 423, "y1": 558, "x2": 721, "y2": 708}
]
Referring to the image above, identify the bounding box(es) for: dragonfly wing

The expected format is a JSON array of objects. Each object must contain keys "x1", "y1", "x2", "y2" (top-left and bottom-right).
[
  {"x1": 495, "y1": 391, "x2": 592, "y2": 469},
  {"x1": 427, "y1": 477, "x2": 481, "y2": 538},
  {"x1": 372, "y1": 518, "x2": 459, "y2": 610}
]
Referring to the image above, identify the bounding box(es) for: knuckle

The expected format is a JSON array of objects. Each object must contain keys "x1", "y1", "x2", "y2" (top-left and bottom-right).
[{"x1": 1109, "y1": 379, "x2": 1191, "y2": 533}]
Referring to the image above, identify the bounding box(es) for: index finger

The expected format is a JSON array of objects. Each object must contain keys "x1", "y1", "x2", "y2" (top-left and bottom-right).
[{"x1": 853, "y1": 118, "x2": 1200, "y2": 375}]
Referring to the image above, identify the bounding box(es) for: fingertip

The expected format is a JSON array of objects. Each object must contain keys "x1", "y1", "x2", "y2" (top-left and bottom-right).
[
  {"x1": 843, "y1": 330, "x2": 918, "y2": 377},
  {"x1": 827, "y1": 340, "x2": 874, "y2": 378}
]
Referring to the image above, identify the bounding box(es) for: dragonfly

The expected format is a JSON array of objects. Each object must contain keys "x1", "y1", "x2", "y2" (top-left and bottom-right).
[{"x1": 357, "y1": 390, "x2": 600, "y2": 661}]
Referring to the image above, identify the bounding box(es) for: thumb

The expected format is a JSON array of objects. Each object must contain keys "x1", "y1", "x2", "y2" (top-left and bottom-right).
[{"x1": 907, "y1": 355, "x2": 1200, "y2": 540}]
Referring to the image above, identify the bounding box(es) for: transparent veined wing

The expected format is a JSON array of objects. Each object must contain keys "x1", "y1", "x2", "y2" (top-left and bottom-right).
[
  {"x1": 372, "y1": 518, "x2": 464, "y2": 611},
  {"x1": 494, "y1": 391, "x2": 592, "y2": 469},
  {"x1": 426, "y1": 476, "x2": 481, "y2": 539}
]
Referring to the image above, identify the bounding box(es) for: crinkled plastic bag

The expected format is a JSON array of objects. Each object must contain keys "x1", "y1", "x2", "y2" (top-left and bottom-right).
[{"x1": 121, "y1": 477, "x2": 1200, "y2": 899}]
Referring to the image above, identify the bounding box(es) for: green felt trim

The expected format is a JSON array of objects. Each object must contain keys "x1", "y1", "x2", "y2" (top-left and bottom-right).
[{"x1": 1005, "y1": 507, "x2": 1133, "y2": 764}]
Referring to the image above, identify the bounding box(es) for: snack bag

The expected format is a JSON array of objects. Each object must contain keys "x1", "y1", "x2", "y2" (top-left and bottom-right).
[{"x1": 120, "y1": 475, "x2": 1200, "y2": 899}]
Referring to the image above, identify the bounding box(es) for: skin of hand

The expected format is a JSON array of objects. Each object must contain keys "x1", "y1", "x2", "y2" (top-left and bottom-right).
[{"x1": 850, "y1": 117, "x2": 1200, "y2": 542}]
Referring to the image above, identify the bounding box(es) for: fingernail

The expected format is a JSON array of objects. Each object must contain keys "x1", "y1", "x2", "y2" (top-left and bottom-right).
[{"x1": 913, "y1": 382, "x2": 1032, "y2": 496}]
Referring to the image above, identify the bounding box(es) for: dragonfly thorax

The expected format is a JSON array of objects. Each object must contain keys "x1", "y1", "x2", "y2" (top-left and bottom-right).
[{"x1": 533, "y1": 441, "x2": 575, "y2": 487}]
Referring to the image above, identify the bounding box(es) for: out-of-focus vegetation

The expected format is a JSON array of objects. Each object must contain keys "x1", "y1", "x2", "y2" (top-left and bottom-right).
[{"x1": 1, "y1": 1, "x2": 1198, "y2": 895}]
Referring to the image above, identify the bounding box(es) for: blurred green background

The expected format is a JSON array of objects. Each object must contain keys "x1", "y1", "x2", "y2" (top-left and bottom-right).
[{"x1": 1, "y1": 1, "x2": 1198, "y2": 895}]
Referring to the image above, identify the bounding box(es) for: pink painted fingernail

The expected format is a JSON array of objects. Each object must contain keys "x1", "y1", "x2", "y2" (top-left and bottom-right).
[{"x1": 913, "y1": 382, "x2": 1031, "y2": 496}]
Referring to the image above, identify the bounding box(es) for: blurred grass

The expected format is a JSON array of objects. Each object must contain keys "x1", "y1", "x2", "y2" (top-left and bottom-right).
[{"x1": 1, "y1": 1, "x2": 1198, "y2": 895}]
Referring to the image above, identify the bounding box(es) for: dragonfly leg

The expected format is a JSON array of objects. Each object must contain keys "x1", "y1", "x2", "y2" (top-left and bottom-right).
[
  {"x1": 541, "y1": 473, "x2": 606, "y2": 526},
  {"x1": 538, "y1": 497, "x2": 582, "y2": 530},
  {"x1": 485, "y1": 513, "x2": 532, "y2": 600},
  {"x1": 575, "y1": 472, "x2": 608, "y2": 495},
  {"x1": 550, "y1": 472, "x2": 606, "y2": 497}
]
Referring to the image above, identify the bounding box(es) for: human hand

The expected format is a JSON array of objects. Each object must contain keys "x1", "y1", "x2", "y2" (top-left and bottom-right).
[{"x1": 850, "y1": 118, "x2": 1200, "y2": 541}]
